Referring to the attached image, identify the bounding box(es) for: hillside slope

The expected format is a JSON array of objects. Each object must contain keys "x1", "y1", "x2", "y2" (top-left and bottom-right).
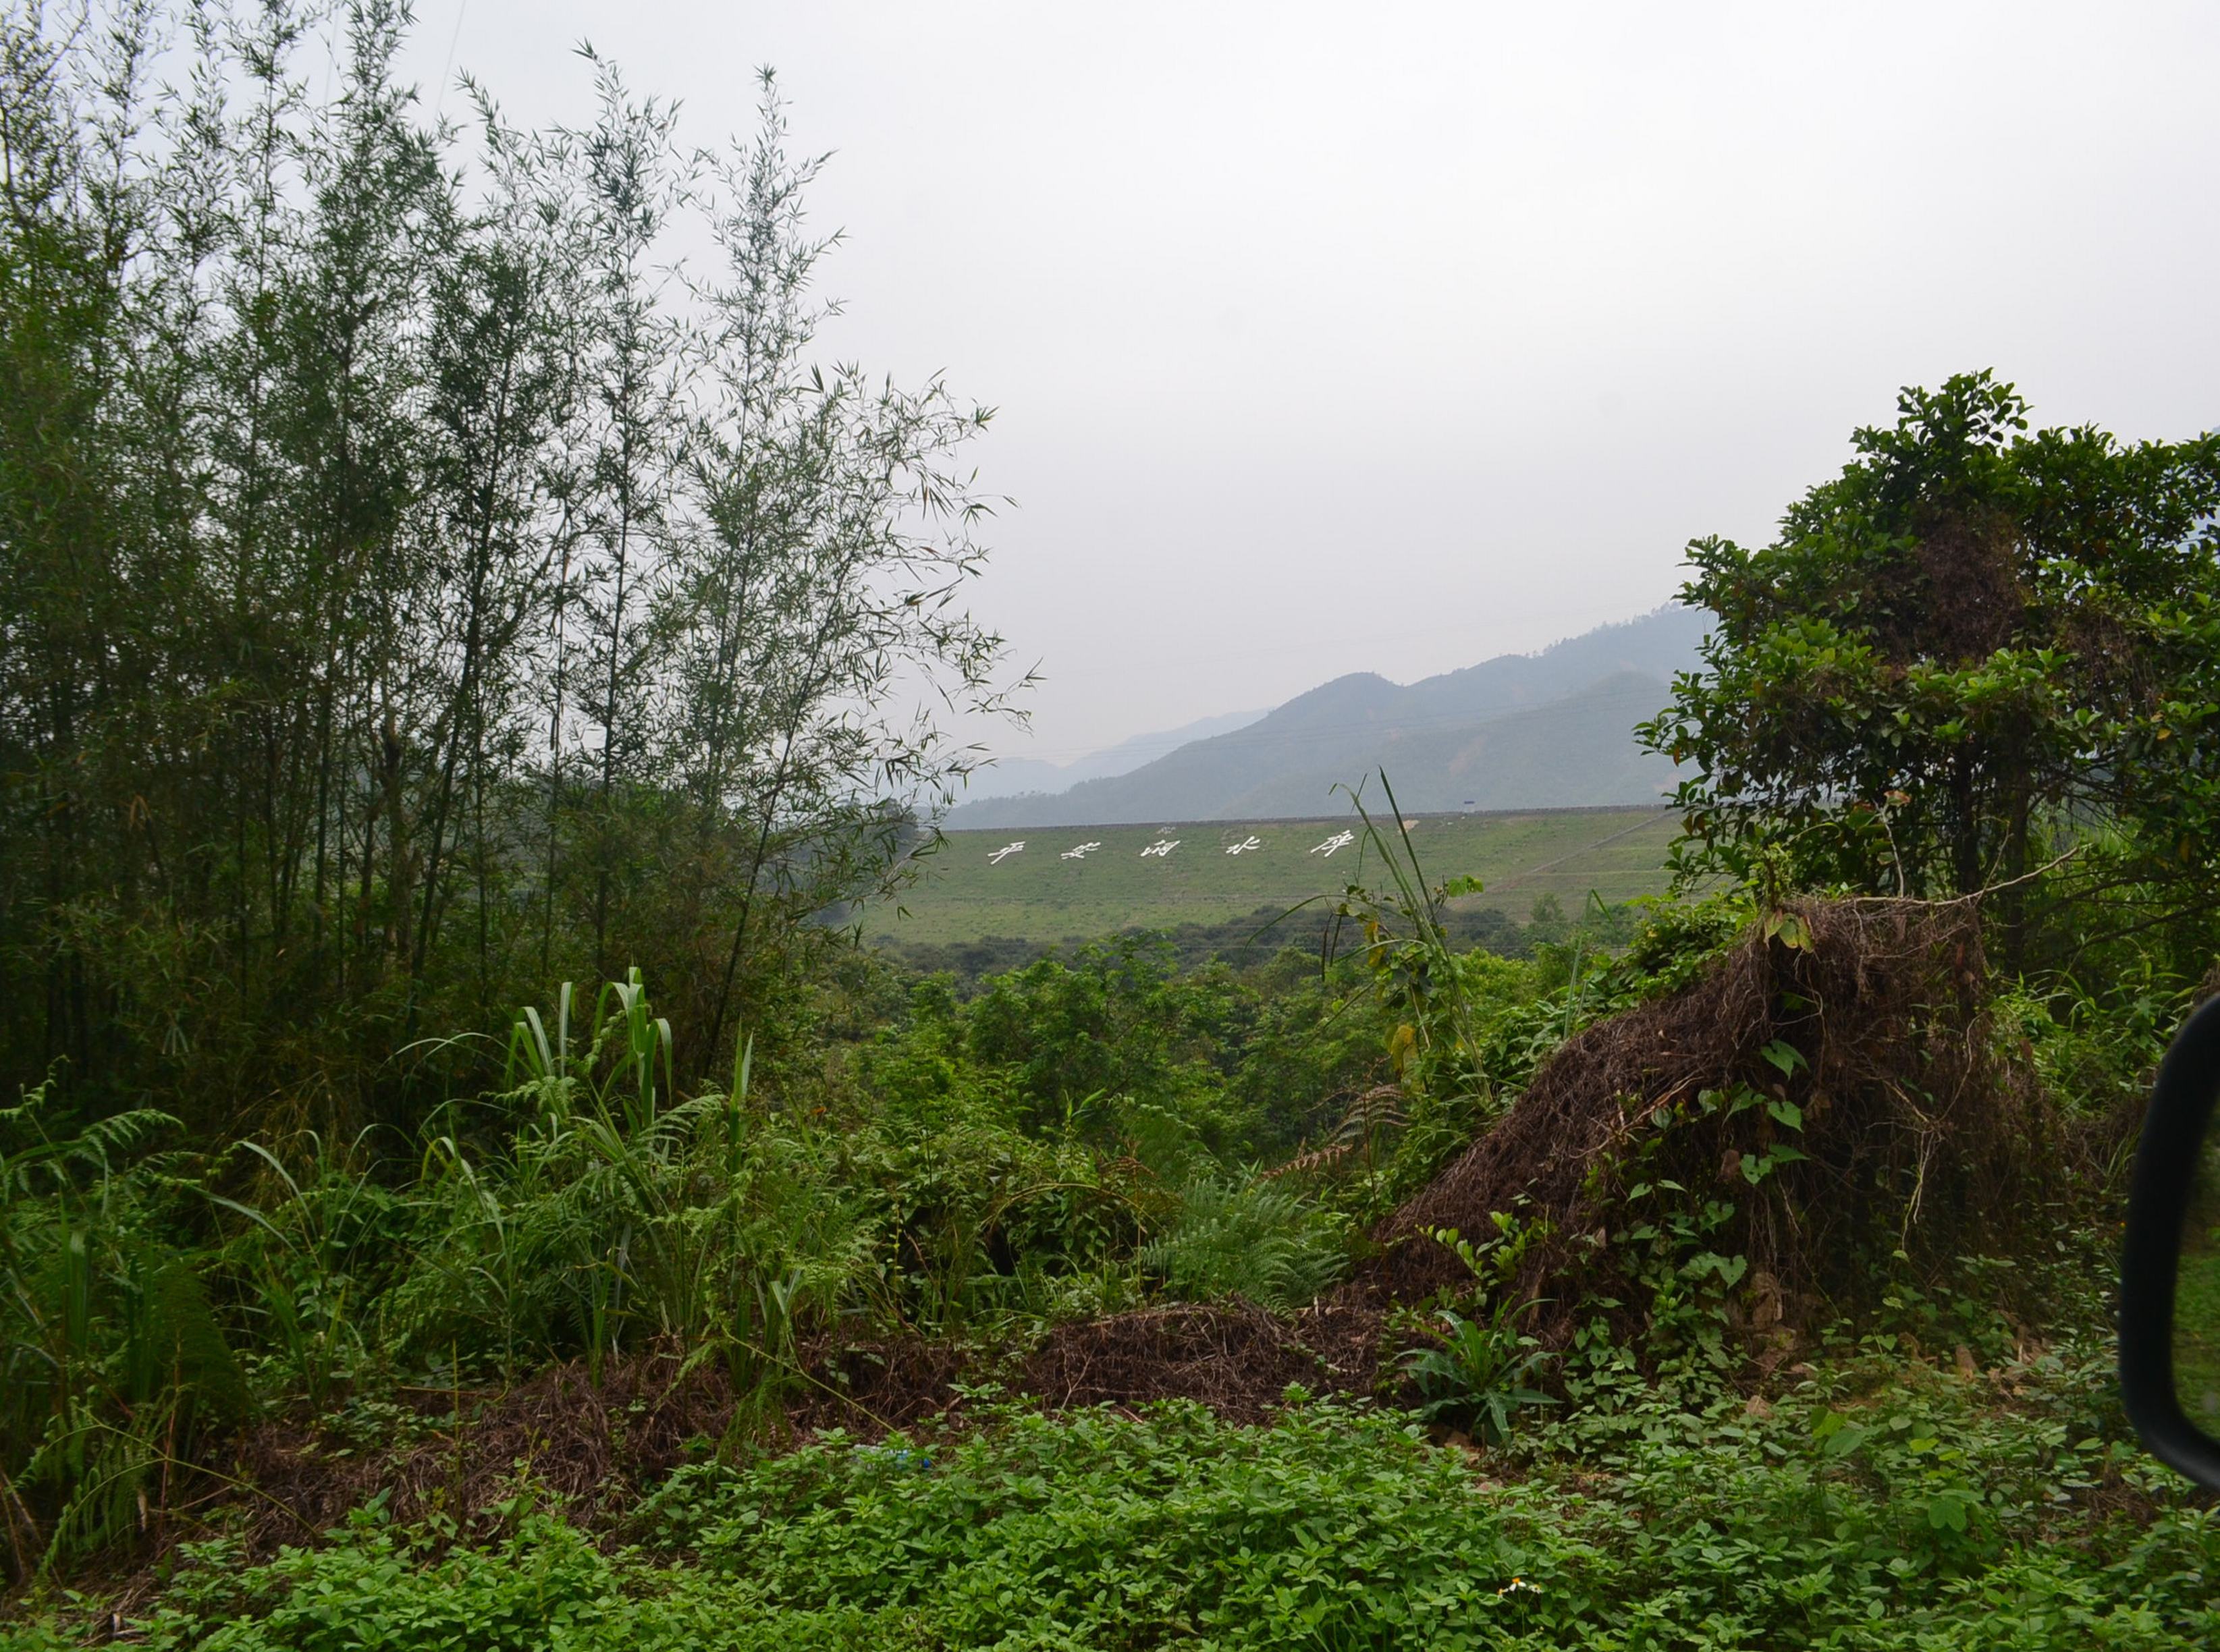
[
  {"x1": 948, "y1": 607, "x2": 1704, "y2": 827},
  {"x1": 1218, "y1": 671, "x2": 1683, "y2": 817}
]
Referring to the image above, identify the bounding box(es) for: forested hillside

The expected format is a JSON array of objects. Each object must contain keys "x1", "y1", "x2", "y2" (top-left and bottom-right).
[{"x1": 7, "y1": 7, "x2": 2220, "y2": 1649}]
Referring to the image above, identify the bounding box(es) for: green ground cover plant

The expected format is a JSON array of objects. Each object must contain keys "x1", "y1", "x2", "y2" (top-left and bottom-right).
[{"x1": 31, "y1": 1338, "x2": 2215, "y2": 1652}]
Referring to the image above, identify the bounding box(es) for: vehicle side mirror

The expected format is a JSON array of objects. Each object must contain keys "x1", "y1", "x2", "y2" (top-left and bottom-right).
[{"x1": 2121, "y1": 993, "x2": 2220, "y2": 1490}]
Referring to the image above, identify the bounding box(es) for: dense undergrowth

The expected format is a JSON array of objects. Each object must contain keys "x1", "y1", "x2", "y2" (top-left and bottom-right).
[
  {"x1": 1, "y1": 746, "x2": 2203, "y2": 1649},
  {"x1": 2, "y1": 810, "x2": 2202, "y2": 1645}
]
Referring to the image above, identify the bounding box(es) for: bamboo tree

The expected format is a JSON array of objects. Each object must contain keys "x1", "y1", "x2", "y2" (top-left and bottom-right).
[
  {"x1": 406, "y1": 132, "x2": 576, "y2": 1014},
  {"x1": 0, "y1": 4, "x2": 113, "y2": 1087},
  {"x1": 0, "y1": 4, "x2": 1019, "y2": 1124},
  {"x1": 563, "y1": 52, "x2": 687, "y2": 981},
  {"x1": 671, "y1": 74, "x2": 1024, "y2": 1060}
]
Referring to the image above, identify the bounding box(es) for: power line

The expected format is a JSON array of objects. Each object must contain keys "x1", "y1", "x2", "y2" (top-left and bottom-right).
[{"x1": 432, "y1": 0, "x2": 467, "y2": 121}]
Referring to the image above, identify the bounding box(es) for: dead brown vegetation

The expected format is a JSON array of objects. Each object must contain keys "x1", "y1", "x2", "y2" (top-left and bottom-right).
[
  {"x1": 1367, "y1": 896, "x2": 2070, "y2": 1346},
  {"x1": 1023, "y1": 1302, "x2": 1380, "y2": 1423},
  {"x1": 209, "y1": 1303, "x2": 1381, "y2": 1572},
  {"x1": 233, "y1": 1352, "x2": 730, "y2": 1559},
  {"x1": 225, "y1": 1333, "x2": 968, "y2": 1564},
  {"x1": 1879, "y1": 509, "x2": 2030, "y2": 666}
]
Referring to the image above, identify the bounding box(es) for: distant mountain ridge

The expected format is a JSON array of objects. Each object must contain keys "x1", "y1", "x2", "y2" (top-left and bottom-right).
[
  {"x1": 946, "y1": 607, "x2": 1708, "y2": 828},
  {"x1": 954, "y1": 707, "x2": 1268, "y2": 802}
]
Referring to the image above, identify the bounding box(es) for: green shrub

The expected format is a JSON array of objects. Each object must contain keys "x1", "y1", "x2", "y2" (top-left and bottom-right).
[{"x1": 1398, "y1": 1299, "x2": 1558, "y2": 1443}]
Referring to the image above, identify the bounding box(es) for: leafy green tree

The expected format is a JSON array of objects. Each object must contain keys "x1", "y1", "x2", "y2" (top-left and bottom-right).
[{"x1": 1640, "y1": 371, "x2": 2220, "y2": 967}]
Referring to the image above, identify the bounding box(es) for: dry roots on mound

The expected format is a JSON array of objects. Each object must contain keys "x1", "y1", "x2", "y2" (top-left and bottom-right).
[
  {"x1": 231, "y1": 1335, "x2": 964, "y2": 1561},
  {"x1": 234, "y1": 1350, "x2": 730, "y2": 1558},
  {"x1": 1023, "y1": 1302, "x2": 1378, "y2": 1423},
  {"x1": 1368, "y1": 896, "x2": 2066, "y2": 1345},
  {"x1": 223, "y1": 1313, "x2": 1378, "y2": 1563}
]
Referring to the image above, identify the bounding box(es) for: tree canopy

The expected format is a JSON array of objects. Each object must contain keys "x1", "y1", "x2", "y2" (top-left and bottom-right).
[{"x1": 1641, "y1": 371, "x2": 2220, "y2": 967}]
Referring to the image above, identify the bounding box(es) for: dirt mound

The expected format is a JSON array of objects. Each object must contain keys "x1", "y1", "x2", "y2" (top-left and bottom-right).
[
  {"x1": 792, "y1": 1336, "x2": 971, "y2": 1435},
  {"x1": 234, "y1": 1348, "x2": 732, "y2": 1555},
  {"x1": 1369, "y1": 896, "x2": 2061, "y2": 1339},
  {"x1": 231, "y1": 1333, "x2": 969, "y2": 1560},
  {"x1": 1024, "y1": 1302, "x2": 1368, "y2": 1423},
  {"x1": 225, "y1": 1311, "x2": 1373, "y2": 1560}
]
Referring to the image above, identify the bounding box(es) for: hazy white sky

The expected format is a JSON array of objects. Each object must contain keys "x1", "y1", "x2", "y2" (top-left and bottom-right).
[{"x1": 403, "y1": 1, "x2": 2220, "y2": 764}]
